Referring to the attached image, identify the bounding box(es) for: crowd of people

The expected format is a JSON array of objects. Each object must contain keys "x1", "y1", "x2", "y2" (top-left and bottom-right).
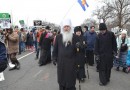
[{"x1": 0, "y1": 18, "x2": 130, "y2": 90}]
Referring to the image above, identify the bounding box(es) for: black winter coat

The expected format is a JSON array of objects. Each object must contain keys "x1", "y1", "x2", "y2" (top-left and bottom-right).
[{"x1": 94, "y1": 31, "x2": 117, "y2": 68}]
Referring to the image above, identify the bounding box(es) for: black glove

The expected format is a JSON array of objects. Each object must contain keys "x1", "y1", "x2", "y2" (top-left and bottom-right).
[
  {"x1": 95, "y1": 55, "x2": 100, "y2": 63},
  {"x1": 53, "y1": 60, "x2": 57, "y2": 66},
  {"x1": 76, "y1": 42, "x2": 81, "y2": 48}
]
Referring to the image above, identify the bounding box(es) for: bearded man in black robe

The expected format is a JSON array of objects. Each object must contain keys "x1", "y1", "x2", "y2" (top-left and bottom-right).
[{"x1": 52, "y1": 19, "x2": 78, "y2": 90}]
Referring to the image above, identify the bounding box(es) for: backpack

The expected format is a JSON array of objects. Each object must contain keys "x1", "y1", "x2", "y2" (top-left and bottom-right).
[{"x1": 0, "y1": 41, "x2": 8, "y2": 73}]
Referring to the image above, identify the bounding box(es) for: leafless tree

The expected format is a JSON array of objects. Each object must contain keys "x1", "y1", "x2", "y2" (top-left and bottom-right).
[
  {"x1": 93, "y1": 4, "x2": 113, "y2": 23},
  {"x1": 105, "y1": 0, "x2": 130, "y2": 28}
]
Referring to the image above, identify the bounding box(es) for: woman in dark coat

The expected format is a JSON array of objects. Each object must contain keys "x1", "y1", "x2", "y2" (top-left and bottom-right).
[{"x1": 74, "y1": 26, "x2": 87, "y2": 81}]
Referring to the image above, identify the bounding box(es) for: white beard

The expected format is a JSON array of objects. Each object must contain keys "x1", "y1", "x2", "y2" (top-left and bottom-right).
[{"x1": 62, "y1": 31, "x2": 73, "y2": 46}]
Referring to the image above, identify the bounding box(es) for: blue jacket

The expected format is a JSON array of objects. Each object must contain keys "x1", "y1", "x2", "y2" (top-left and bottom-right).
[
  {"x1": 0, "y1": 41, "x2": 7, "y2": 61},
  {"x1": 84, "y1": 31, "x2": 97, "y2": 51}
]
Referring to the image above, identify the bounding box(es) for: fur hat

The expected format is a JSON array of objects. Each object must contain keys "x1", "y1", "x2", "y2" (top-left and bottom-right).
[
  {"x1": 99, "y1": 23, "x2": 107, "y2": 30},
  {"x1": 74, "y1": 26, "x2": 82, "y2": 34}
]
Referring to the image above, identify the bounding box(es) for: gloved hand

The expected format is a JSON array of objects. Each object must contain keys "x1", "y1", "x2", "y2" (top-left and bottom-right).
[
  {"x1": 53, "y1": 60, "x2": 57, "y2": 66},
  {"x1": 95, "y1": 55, "x2": 100, "y2": 63}
]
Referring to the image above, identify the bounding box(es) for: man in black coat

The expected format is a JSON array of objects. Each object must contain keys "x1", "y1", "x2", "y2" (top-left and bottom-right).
[
  {"x1": 94, "y1": 23, "x2": 117, "y2": 86},
  {"x1": 39, "y1": 26, "x2": 53, "y2": 66},
  {"x1": 52, "y1": 19, "x2": 77, "y2": 90}
]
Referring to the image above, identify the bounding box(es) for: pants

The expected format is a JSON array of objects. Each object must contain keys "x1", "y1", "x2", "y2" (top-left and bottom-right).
[
  {"x1": 59, "y1": 85, "x2": 76, "y2": 90},
  {"x1": 9, "y1": 53, "x2": 20, "y2": 66},
  {"x1": 36, "y1": 43, "x2": 40, "y2": 58},
  {"x1": 19, "y1": 42, "x2": 22, "y2": 54},
  {"x1": 86, "y1": 50, "x2": 94, "y2": 66},
  {"x1": 99, "y1": 67, "x2": 111, "y2": 85},
  {"x1": 34, "y1": 41, "x2": 37, "y2": 52}
]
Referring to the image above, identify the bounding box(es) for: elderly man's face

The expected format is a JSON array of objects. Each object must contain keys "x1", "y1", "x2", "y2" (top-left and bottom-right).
[{"x1": 63, "y1": 25, "x2": 71, "y2": 32}]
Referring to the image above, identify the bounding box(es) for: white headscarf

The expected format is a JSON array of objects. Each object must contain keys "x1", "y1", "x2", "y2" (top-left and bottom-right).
[{"x1": 121, "y1": 30, "x2": 127, "y2": 35}]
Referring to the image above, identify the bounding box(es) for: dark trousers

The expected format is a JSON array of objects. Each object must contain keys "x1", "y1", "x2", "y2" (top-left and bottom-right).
[
  {"x1": 99, "y1": 67, "x2": 111, "y2": 85},
  {"x1": 19, "y1": 42, "x2": 22, "y2": 54},
  {"x1": 86, "y1": 50, "x2": 94, "y2": 66},
  {"x1": 9, "y1": 53, "x2": 20, "y2": 66},
  {"x1": 59, "y1": 85, "x2": 76, "y2": 90}
]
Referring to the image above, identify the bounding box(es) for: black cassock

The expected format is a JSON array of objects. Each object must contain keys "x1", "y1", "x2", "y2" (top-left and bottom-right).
[
  {"x1": 94, "y1": 31, "x2": 117, "y2": 85},
  {"x1": 39, "y1": 32, "x2": 52, "y2": 65},
  {"x1": 52, "y1": 34, "x2": 78, "y2": 88}
]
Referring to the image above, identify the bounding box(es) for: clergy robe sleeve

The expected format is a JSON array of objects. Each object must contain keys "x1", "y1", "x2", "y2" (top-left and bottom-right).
[
  {"x1": 112, "y1": 32, "x2": 117, "y2": 55},
  {"x1": 94, "y1": 36, "x2": 100, "y2": 55},
  {"x1": 52, "y1": 35, "x2": 58, "y2": 62}
]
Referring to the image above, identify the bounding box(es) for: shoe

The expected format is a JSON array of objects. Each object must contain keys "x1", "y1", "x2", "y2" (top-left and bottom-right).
[
  {"x1": 116, "y1": 67, "x2": 119, "y2": 71},
  {"x1": 99, "y1": 82, "x2": 106, "y2": 86},
  {"x1": 80, "y1": 78, "x2": 85, "y2": 82},
  {"x1": 39, "y1": 64, "x2": 44, "y2": 66},
  {"x1": 9, "y1": 66, "x2": 17, "y2": 71}
]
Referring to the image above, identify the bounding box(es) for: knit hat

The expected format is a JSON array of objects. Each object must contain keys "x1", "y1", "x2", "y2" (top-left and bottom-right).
[{"x1": 99, "y1": 23, "x2": 107, "y2": 30}]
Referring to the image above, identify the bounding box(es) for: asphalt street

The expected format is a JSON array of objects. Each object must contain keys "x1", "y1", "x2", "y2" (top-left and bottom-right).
[{"x1": 0, "y1": 51, "x2": 130, "y2": 90}]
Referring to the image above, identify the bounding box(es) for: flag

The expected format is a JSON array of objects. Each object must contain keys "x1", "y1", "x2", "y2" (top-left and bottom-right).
[
  {"x1": 82, "y1": 0, "x2": 89, "y2": 7},
  {"x1": 78, "y1": 0, "x2": 89, "y2": 11}
]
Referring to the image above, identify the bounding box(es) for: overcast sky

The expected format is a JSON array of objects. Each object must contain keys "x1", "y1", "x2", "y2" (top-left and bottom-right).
[{"x1": 0, "y1": 0, "x2": 103, "y2": 26}]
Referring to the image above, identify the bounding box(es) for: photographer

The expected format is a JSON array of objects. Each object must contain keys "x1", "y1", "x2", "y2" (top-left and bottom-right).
[
  {"x1": 74, "y1": 26, "x2": 87, "y2": 81},
  {"x1": 6, "y1": 28, "x2": 20, "y2": 71}
]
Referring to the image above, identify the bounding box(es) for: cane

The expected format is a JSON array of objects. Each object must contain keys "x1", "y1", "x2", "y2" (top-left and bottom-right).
[
  {"x1": 78, "y1": 65, "x2": 81, "y2": 90},
  {"x1": 85, "y1": 50, "x2": 89, "y2": 79},
  {"x1": 79, "y1": 78, "x2": 81, "y2": 90}
]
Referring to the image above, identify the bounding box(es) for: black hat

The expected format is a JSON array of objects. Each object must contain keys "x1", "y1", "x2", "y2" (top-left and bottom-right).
[
  {"x1": 45, "y1": 26, "x2": 51, "y2": 30},
  {"x1": 84, "y1": 26, "x2": 88, "y2": 31},
  {"x1": 99, "y1": 23, "x2": 107, "y2": 30},
  {"x1": 54, "y1": 29, "x2": 57, "y2": 33},
  {"x1": 74, "y1": 26, "x2": 82, "y2": 34}
]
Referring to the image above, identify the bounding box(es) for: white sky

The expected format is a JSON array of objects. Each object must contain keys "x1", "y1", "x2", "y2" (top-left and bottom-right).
[{"x1": 0, "y1": 0, "x2": 103, "y2": 27}]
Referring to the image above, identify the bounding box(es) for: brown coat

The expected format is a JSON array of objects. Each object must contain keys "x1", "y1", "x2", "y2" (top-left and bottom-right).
[{"x1": 7, "y1": 32, "x2": 19, "y2": 54}]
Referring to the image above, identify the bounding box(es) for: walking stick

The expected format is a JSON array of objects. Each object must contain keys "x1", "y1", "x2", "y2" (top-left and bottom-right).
[
  {"x1": 79, "y1": 77, "x2": 81, "y2": 90},
  {"x1": 85, "y1": 50, "x2": 89, "y2": 79}
]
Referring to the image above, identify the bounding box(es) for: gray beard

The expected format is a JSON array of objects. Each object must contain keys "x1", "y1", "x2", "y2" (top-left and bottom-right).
[{"x1": 62, "y1": 31, "x2": 73, "y2": 46}]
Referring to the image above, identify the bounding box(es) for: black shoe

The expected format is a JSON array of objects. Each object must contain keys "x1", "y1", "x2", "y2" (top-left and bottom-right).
[
  {"x1": 39, "y1": 64, "x2": 44, "y2": 66},
  {"x1": 99, "y1": 82, "x2": 107, "y2": 86},
  {"x1": 80, "y1": 78, "x2": 85, "y2": 82},
  {"x1": 116, "y1": 67, "x2": 119, "y2": 71},
  {"x1": 9, "y1": 66, "x2": 17, "y2": 71}
]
